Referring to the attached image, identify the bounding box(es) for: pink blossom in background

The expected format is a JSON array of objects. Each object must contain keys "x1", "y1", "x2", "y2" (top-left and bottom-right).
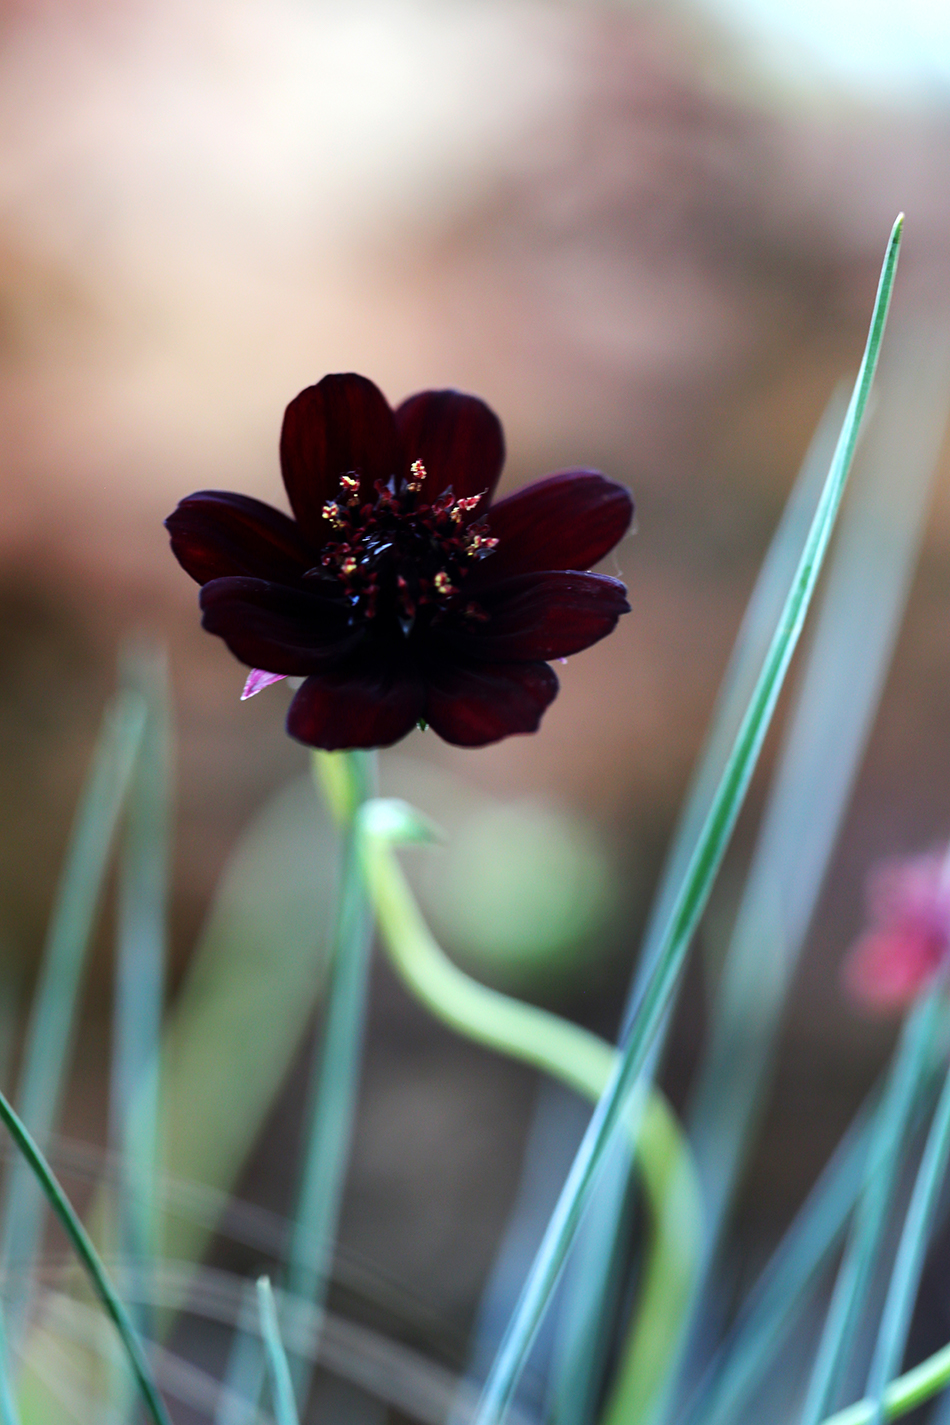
[{"x1": 843, "y1": 847, "x2": 950, "y2": 1012}]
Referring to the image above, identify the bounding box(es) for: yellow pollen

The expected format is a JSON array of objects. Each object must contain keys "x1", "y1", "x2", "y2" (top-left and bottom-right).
[
  {"x1": 434, "y1": 571, "x2": 454, "y2": 595},
  {"x1": 407, "y1": 459, "x2": 427, "y2": 493},
  {"x1": 341, "y1": 557, "x2": 357, "y2": 577}
]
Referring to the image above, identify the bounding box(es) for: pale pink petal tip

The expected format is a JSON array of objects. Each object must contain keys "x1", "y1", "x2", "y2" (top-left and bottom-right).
[{"x1": 241, "y1": 669, "x2": 287, "y2": 701}]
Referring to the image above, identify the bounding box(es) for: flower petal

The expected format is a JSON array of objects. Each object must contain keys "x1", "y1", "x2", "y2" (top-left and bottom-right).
[
  {"x1": 199, "y1": 577, "x2": 359, "y2": 674},
  {"x1": 447, "y1": 571, "x2": 629, "y2": 662},
  {"x1": 472, "y1": 472, "x2": 633, "y2": 584},
  {"x1": 241, "y1": 669, "x2": 288, "y2": 700},
  {"x1": 279, "y1": 373, "x2": 403, "y2": 541},
  {"x1": 165, "y1": 491, "x2": 314, "y2": 585},
  {"x1": 842, "y1": 926, "x2": 943, "y2": 1012},
  {"x1": 395, "y1": 389, "x2": 505, "y2": 504},
  {"x1": 286, "y1": 646, "x2": 424, "y2": 750},
  {"x1": 423, "y1": 659, "x2": 558, "y2": 747}
]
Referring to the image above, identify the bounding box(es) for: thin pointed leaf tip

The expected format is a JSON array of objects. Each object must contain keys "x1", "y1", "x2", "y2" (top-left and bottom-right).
[{"x1": 166, "y1": 375, "x2": 634, "y2": 750}]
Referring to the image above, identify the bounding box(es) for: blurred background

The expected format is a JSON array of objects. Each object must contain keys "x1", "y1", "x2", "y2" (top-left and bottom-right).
[{"x1": 3, "y1": 0, "x2": 950, "y2": 1416}]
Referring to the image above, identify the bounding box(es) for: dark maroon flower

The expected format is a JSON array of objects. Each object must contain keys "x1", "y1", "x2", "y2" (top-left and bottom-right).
[{"x1": 166, "y1": 373, "x2": 633, "y2": 750}]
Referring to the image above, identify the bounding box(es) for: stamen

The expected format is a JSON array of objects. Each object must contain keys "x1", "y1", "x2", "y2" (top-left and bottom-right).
[
  {"x1": 318, "y1": 464, "x2": 499, "y2": 629},
  {"x1": 451, "y1": 493, "x2": 484, "y2": 522},
  {"x1": 339, "y1": 473, "x2": 361, "y2": 506},
  {"x1": 465, "y1": 527, "x2": 499, "y2": 557}
]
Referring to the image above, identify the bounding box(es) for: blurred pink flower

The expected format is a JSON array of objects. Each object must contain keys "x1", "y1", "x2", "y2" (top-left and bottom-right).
[{"x1": 843, "y1": 848, "x2": 950, "y2": 1012}]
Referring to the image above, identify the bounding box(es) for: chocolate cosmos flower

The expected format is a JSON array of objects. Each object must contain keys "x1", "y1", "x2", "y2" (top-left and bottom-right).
[{"x1": 165, "y1": 373, "x2": 633, "y2": 750}]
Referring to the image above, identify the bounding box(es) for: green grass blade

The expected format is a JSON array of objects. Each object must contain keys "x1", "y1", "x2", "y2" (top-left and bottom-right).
[
  {"x1": 256, "y1": 1277, "x2": 300, "y2": 1425},
  {"x1": 0, "y1": 1088, "x2": 171, "y2": 1425},
  {"x1": 863, "y1": 1034, "x2": 950, "y2": 1424},
  {"x1": 800, "y1": 990, "x2": 945, "y2": 1425},
  {"x1": 284, "y1": 751, "x2": 375, "y2": 1402},
  {"x1": 110, "y1": 646, "x2": 171, "y2": 1343},
  {"x1": 472, "y1": 214, "x2": 903, "y2": 1425},
  {"x1": 1, "y1": 688, "x2": 146, "y2": 1348}
]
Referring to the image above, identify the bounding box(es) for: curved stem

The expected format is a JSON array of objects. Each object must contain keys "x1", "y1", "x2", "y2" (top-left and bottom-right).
[{"x1": 356, "y1": 799, "x2": 702, "y2": 1423}]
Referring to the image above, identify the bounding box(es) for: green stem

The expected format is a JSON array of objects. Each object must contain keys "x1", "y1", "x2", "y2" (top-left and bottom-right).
[
  {"x1": 818, "y1": 1336, "x2": 950, "y2": 1425},
  {"x1": 356, "y1": 799, "x2": 702, "y2": 1422},
  {"x1": 283, "y1": 750, "x2": 374, "y2": 1401},
  {"x1": 0, "y1": 1089, "x2": 171, "y2": 1425}
]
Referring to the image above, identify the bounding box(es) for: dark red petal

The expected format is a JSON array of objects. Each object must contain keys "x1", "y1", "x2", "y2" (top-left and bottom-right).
[
  {"x1": 423, "y1": 659, "x2": 558, "y2": 747},
  {"x1": 286, "y1": 647, "x2": 424, "y2": 750},
  {"x1": 166, "y1": 491, "x2": 314, "y2": 586},
  {"x1": 448, "y1": 571, "x2": 630, "y2": 662},
  {"x1": 199, "y1": 577, "x2": 359, "y2": 674},
  {"x1": 395, "y1": 389, "x2": 505, "y2": 505},
  {"x1": 470, "y1": 472, "x2": 633, "y2": 584},
  {"x1": 279, "y1": 374, "x2": 402, "y2": 542}
]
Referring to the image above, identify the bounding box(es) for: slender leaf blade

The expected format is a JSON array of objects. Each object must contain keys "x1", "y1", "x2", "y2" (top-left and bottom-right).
[
  {"x1": 1, "y1": 688, "x2": 146, "y2": 1350},
  {"x1": 472, "y1": 215, "x2": 904, "y2": 1425},
  {"x1": 257, "y1": 1278, "x2": 300, "y2": 1425}
]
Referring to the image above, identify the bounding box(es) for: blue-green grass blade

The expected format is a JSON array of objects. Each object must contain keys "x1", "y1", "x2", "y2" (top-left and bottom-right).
[
  {"x1": 285, "y1": 751, "x2": 375, "y2": 1405},
  {"x1": 0, "y1": 1088, "x2": 171, "y2": 1425},
  {"x1": 214, "y1": 1281, "x2": 265, "y2": 1425},
  {"x1": 160, "y1": 772, "x2": 338, "y2": 1273},
  {"x1": 799, "y1": 990, "x2": 945, "y2": 1425},
  {"x1": 625, "y1": 385, "x2": 846, "y2": 1033},
  {"x1": 550, "y1": 387, "x2": 847, "y2": 1425},
  {"x1": 1, "y1": 688, "x2": 146, "y2": 1350},
  {"x1": 688, "y1": 305, "x2": 950, "y2": 1256},
  {"x1": 684, "y1": 1099, "x2": 876, "y2": 1425},
  {"x1": 110, "y1": 645, "x2": 171, "y2": 1348},
  {"x1": 546, "y1": 1137, "x2": 632, "y2": 1425},
  {"x1": 817, "y1": 1333, "x2": 950, "y2": 1424},
  {"x1": 472, "y1": 215, "x2": 903, "y2": 1425},
  {"x1": 257, "y1": 1278, "x2": 300, "y2": 1425},
  {"x1": 863, "y1": 1024, "x2": 950, "y2": 1425},
  {"x1": 0, "y1": 1307, "x2": 20, "y2": 1425}
]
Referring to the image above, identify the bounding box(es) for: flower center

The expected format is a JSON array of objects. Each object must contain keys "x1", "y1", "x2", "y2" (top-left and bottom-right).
[{"x1": 314, "y1": 459, "x2": 498, "y2": 635}]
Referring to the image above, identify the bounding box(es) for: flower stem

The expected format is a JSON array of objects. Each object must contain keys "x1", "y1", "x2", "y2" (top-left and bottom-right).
[
  {"x1": 356, "y1": 797, "x2": 702, "y2": 1422},
  {"x1": 284, "y1": 750, "x2": 375, "y2": 1401},
  {"x1": 0, "y1": 1088, "x2": 170, "y2": 1425}
]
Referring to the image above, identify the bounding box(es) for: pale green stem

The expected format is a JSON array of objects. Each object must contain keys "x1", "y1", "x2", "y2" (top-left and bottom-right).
[{"x1": 356, "y1": 799, "x2": 703, "y2": 1423}]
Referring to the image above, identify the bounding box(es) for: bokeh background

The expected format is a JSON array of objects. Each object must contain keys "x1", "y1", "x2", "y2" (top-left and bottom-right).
[{"x1": 4, "y1": 0, "x2": 950, "y2": 1415}]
